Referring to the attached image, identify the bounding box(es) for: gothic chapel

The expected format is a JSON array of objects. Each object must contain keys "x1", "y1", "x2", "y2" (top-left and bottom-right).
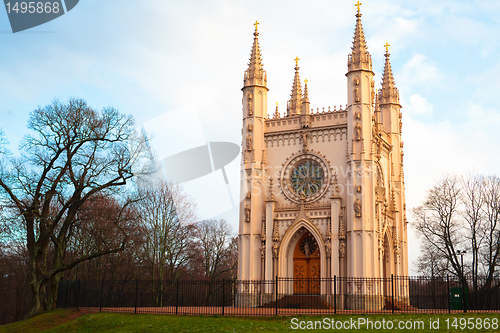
[{"x1": 238, "y1": 5, "x2": 409, "y2": 306}]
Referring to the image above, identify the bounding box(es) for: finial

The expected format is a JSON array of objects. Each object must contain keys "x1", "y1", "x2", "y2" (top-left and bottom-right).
[
  {"x1": 384, "y1": 42, "x2": 390, "y2": 54},
  {"x1": 294, "y1": 56, "x2": 300, "y2": 67},
  {"x1": 355, "y1": 1, "x2": 362, "y2": 13},
  {"x1": 304, "y1": 78, "x2": 308, "y2": 85},
  {"x1": 253, "y1": 21, "x2": 259, "y2": 31}
]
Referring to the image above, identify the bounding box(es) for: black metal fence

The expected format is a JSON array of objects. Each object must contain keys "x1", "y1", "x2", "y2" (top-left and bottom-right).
[{"x1": 57, "y1": 275, "x2": 500, "y2": 316}]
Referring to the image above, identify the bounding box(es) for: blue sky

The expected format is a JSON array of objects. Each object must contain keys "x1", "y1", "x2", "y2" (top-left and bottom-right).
[{"x1": 1, "y1": 0, "x2": 500, "y2": 272}]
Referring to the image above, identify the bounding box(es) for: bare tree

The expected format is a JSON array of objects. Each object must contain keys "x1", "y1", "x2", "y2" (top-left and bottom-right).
[
  {"x1": 413, "y1": 175, "x2": 465, "y2": 279},
  {"x1": 64, "y1": 194, "x2": 144, "y2": 281},
  {"x1": 193, "y1": 219, "x2": 236, "y2": 281},
  {"x1": 416, "y1": 244, "x2": 449, "y2": 277},
  {"x1": 462, "y1": 174, "x2": 486, "y2": 290},
  {"x1": 481, "y1": 176, "x2": 500, "y2": 288},
  {"x1": 138, "y1": 182, "x2": 197, "y2": 282},
  {"x1": 414, "y1": 174, "x2": 500, "y2": 294},
  {"x1": 0, "y1": 98, "x2": 151, "y2": 317}
]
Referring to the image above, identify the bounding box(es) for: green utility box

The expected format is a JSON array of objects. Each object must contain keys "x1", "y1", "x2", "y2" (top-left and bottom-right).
[{"x1": 450, "y1": 287, "x2": 469, "y2": 310}]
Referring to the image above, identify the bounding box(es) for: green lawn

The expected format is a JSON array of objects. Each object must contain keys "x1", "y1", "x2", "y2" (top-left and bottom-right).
[{"x1": 2, "y1": 310, "x2": 500, "y2": 332}]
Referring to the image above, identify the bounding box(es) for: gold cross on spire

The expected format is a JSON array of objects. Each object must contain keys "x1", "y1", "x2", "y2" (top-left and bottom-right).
[
  {"x1": 304, "y1": 79, "x2": 308, "y2": 84},
  {"x1": 294, "y1": 57, "x2": 300, "y2": 67},
  {"x1": 253, "y1": 21, "x2": 259, "y2": 31},
  {"x1": 384, "y1": 43, "x2": 390, "y2": 53},
  {"x1": 355, "y1": 1, "x2": 362, "y2": 12}
]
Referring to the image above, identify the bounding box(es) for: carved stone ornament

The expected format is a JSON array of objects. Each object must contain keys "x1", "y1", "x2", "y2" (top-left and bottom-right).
[
  {"x1": 261, "y1": 218, "x2": 266, "y2": 242},
  {"x1": 272, "y1": 219, "x2": 279, "y2": 242},
  {"x1": 371, "y1": 79, "x2": 375, "y2": 105},
  {"x1": 245, "y1": 205, "x2": 251, "y2": 222},
  {"x1": 354, "y1": 197, "x2": 362, "y2": 218},
  {"x1": 356, "y1": 185, "x2": 362, "y2": 194},
  {"x1": 268, "y1": 177, "x2": 275, "y2": 201},
  {"x1": 259, "y1": 246, "x2": 265, "y2": 259}
]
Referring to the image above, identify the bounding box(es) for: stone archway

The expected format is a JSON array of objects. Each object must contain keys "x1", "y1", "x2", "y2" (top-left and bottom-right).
[{"x1": 293, "y1": 232, "x2": 321, "y2": 294}]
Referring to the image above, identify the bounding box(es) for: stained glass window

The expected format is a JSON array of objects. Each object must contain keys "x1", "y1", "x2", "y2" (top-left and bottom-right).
[{"x1": 290, "y1": 160, "x2": 324, "y2": 197}]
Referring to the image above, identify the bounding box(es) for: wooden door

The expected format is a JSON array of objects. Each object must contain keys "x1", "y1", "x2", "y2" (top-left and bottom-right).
[{"x1": 293, "y1": 233, "x2": 320, "y2": 294}]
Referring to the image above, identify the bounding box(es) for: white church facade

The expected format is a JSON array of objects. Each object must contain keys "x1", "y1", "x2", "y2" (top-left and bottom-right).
[{"x1": 237, "y1": 6, "x2": 409, "y2": 307}]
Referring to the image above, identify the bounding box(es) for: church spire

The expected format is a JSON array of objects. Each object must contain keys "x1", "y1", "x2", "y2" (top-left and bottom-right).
[
  {"x1": 287, "y1": 57, "x2": 303, "y2": 116},
  {"x1": 348, "y1": 2, "x2": 372, "y2": 72},
  {"x1": 302, "y1": 78, "x2": 310, "y2": 104},
  {"x1": 380, "y1": 43, "x2": 399, "y2": 104},
  {"x1": 301, "y1": 79, "x2": 311, "y2": 127},
  {"x1": 244, "y1": 21, "x2": 267, "y2": 87}
]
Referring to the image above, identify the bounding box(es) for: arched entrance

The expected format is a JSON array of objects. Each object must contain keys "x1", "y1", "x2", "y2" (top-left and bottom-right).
[
  {"x1": 293, "y1": 232, "x2": 320, "y2": 294},
  {"x1": 382, "y1": 233, "x2": 392, "y2": 295}
]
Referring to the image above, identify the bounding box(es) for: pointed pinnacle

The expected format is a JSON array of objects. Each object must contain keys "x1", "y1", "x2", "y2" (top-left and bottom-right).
[
  {"x1": 288, "y1": 59, "x2": 303, "y2": 115},
  {"x1": 302, "y1": 79, "x2": 309, "y2": 103},
  {"x1": 348, "y1": 7, "x2": 371, "y2": 72},
  {"x1": 244, "y1": 23, "x2": 266, "y2": 87},
  {"x1": 380, "y1": 47, "x2": 399, "y2": 104}
]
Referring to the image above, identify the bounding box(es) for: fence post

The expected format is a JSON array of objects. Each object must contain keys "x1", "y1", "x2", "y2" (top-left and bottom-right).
[
  {"x1": 462, "y1": 276, "x2": 467, "y2": 313},
  {"x1": 334, "y1": 275, "x2": 337, "y2": 314},
  {"x1": 99, "y1": 278, "x2": 104, "y2": 312},
  {"x1": 76, "y1": 280, "x2": 80, "y2": 311},
  {"x1": 275, "y1": 276, "x2": 278, "y2": 316},
  {"x1": 447, "y1": 275, "x2": 450, "y2": 313},
  {"x1": 134, "y1": 279, "x2": 138, "y2": 314},
  {"x1": 222, "y1": 279, "x2": 225, "y2": 316},
  {"x1": 175, "y1": 279, "x2": 179, "y2": 315},
  {"x1": 391, "y1": 274, "x2": 394, "y2": 314}
]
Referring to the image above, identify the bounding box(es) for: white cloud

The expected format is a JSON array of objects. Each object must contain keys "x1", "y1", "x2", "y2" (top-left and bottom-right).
[
  {"x1": 406, "y1": 94, "x2": 434, "y2": 116},
  {"x1": 400, "y1": 54, "x2": 443, "y2": 88}
]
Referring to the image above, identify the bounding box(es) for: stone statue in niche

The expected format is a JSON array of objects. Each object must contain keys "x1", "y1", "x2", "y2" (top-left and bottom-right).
[
  {"x1": 246, "y1": 134, "x2": 252, "y2": 150},
  {"x1": 245, "y1": 205, "x2": 251, "y2": 222},
  {"x1": 301, "y1": 131, "x2": 308, "y2": 149},
  {"x1": 339, "y1": 241, "x2": 346, "y2": 258},
  {"x1": 247, "y1": 92, "x2": 253, "y2": 116},
  {"x1": 272, "y1": 243, "x2": 279, "y2": 258},
  {"x1": 355, "y1": 122, "x2": 362, "y2": 141},
  {"x1": 371, "y1": 79, "x2": 375, "y2": 105},
  {"x1": 325, "y1": 242, "x2": 331, "y2": 258},
  {"x1": 354, "y1": 197, "x2": 362, "y2": 218},
  {"x1": 248, "y1": 123, "x2": 253, "y2": 132},
  {"x1": 304, "y1": 241, "x2": 310, "y2": 258},
  {"x1": 354, "y1": 78, "x2": 360, "y2": 103}
]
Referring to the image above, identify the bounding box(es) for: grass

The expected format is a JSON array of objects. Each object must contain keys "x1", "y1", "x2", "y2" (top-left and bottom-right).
[
  {"x1": 2, "y1": 310, "x2": 500, "y2": 332},
  {"x1": 0, "y1": 309, "x2": 85, "y2": 333}
]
